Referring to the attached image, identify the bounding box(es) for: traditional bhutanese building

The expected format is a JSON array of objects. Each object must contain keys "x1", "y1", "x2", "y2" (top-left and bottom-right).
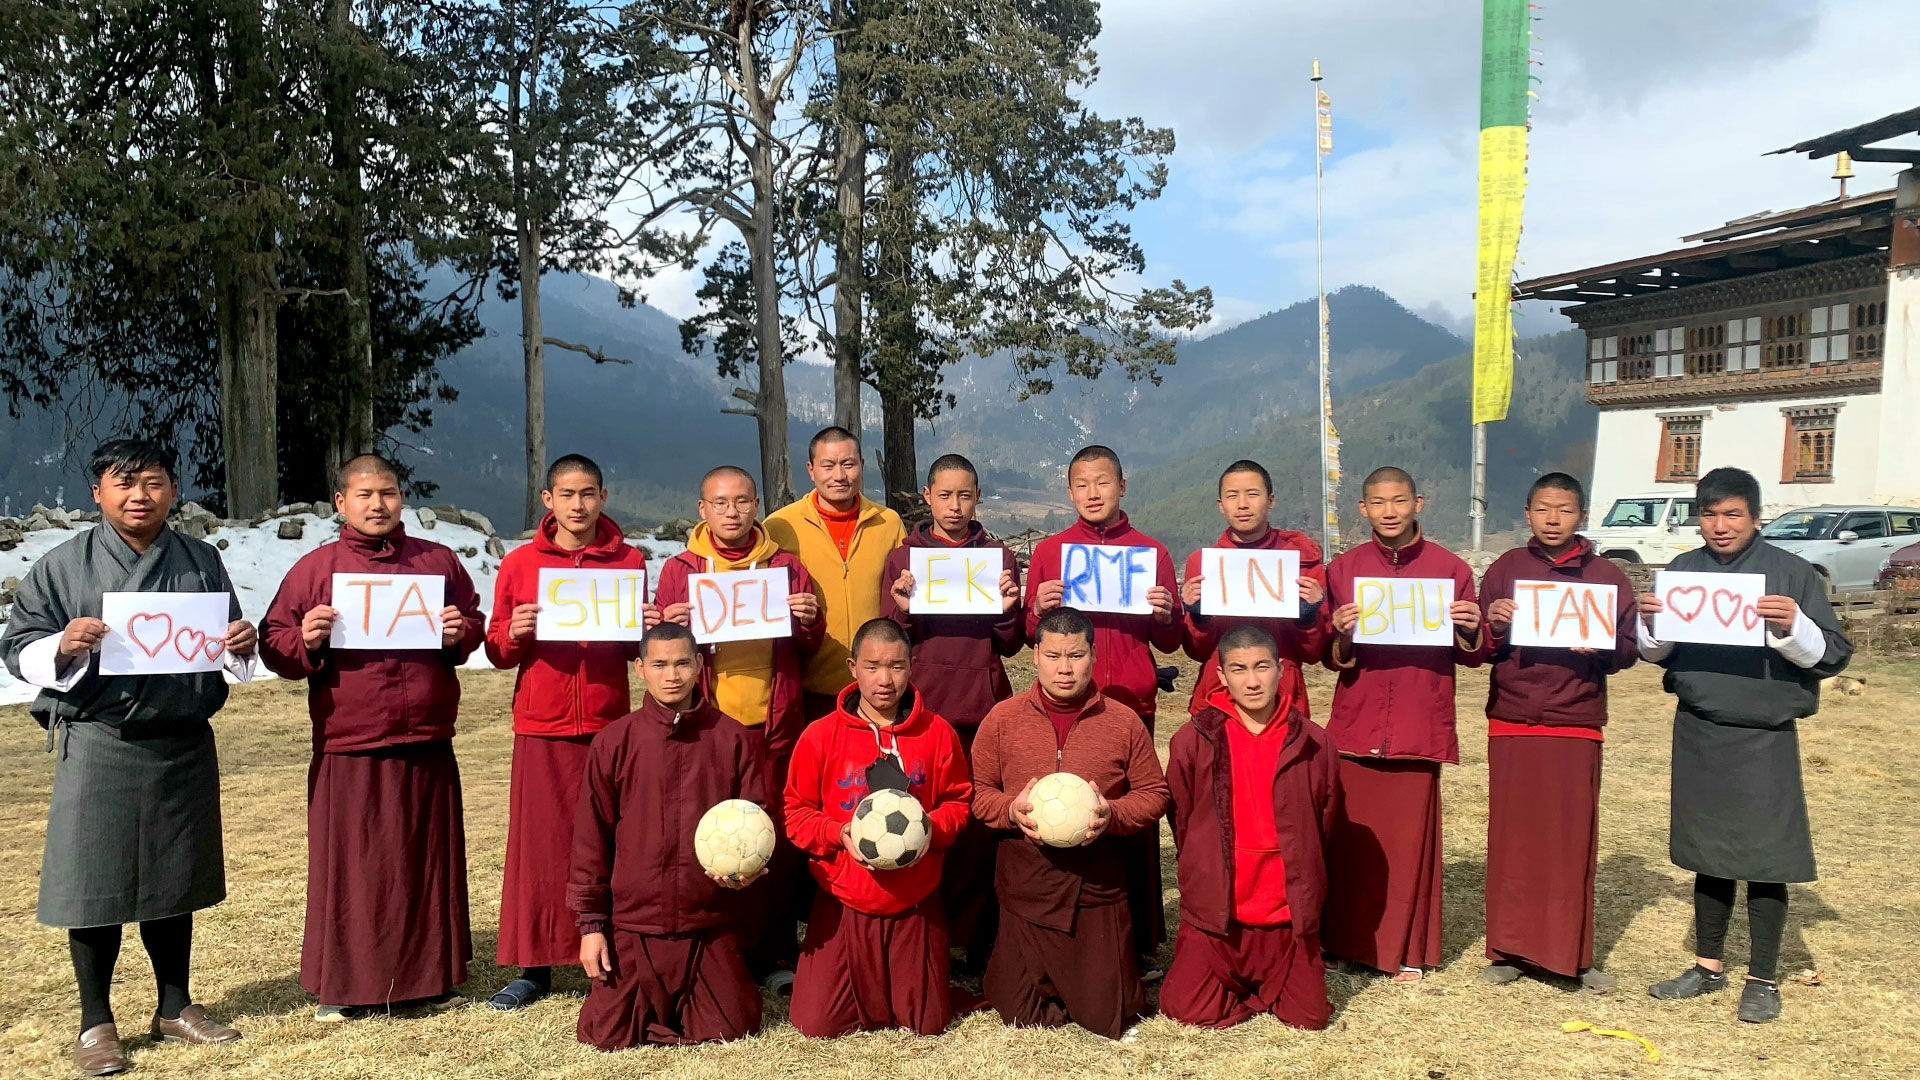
[{"x1": 1516, "y1": 106, "x2": 1920, "y2": 518}]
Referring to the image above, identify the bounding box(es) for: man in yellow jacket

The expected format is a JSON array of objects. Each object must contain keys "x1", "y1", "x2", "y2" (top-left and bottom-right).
[{"x1": 765, "y1": 426, "x2": 907, "y2": 719}]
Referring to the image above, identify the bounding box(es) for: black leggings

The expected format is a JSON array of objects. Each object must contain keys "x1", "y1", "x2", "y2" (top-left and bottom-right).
[
  {"x1": 1693, "y1": 875, "x2": 1788, "y2": 982},
  {"x1": 69, "y1": 913, "x2": 194, "y2": 1031}
]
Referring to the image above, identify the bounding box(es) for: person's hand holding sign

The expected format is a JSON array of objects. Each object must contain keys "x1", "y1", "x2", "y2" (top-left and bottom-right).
[
  {"x1": 788, "y1": 590, "x2": 820, "y2": 627},
  {"x1": 1487, "y1": 597, "x2": 1517, "y2": 634},
  {"x1": 1034, "y1": 578, "x2": 1066, "y2": 616},
  {"x1": 1755, "y1": 594, "x2": 1799, "y2": 636},
  {"x1": 508, "y1": 602, "x2": 540, "y2": 641},
  {"x1": 1298, "y1": 576, "x2": 1325, "y2": 609},
  {"x1": 439, "y1": 605, "x2": 466, "y2": 648},
  {"x1": 300, "y1": 605, "x2": 338, "y2": 651},
  {"x1": 224, "y1": 619, "x2": 258, "y2": 657},
  {"x1": 890, "y1": 569, "x2": 916, "y2": 613},
  {"x1": 1148, "y1": 585, "x2": 1176, "y2": 625}
]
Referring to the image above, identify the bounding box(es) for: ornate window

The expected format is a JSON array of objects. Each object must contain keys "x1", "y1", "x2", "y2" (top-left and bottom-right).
[
  {"x1": 1657, "y1": 413, "x2": 1706, "y2": 483},
  {"x1": 1780, "y1": 405, "x2": 1839, "y2": 483}
]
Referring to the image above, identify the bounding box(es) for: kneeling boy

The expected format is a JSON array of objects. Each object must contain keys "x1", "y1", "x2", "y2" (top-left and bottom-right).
[{"x1": 569, "y1": 623, "x2": 769, "y2": 1049}]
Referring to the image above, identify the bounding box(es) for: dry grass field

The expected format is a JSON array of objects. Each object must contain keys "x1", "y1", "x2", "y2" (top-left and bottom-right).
[{"x1": 2, "y1": 653, "x2": 1917, "y2": 1080}]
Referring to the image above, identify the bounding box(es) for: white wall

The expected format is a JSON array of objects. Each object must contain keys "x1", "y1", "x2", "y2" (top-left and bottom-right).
[
  {"x1": 1874, "y1": 259, "x2": 1920, "y2": 505},
  {"x1": 1589, "y1": 391, "x2": 1884, "y2": 517}
]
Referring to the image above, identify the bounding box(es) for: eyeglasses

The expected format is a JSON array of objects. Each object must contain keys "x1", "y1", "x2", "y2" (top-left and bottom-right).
[{"x1": 703, "y1": 498, "x2": 758, "y2": 512}]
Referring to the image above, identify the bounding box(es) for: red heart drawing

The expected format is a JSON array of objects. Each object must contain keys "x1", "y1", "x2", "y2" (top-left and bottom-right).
[
  {"x1": 172, "y1": 628, "x2": 224, "y2": 664},
  {"x1": 1664, "y1": 585, "x2": 1707, "y2": 622},
  {"x1": 1711, "y1": 589, "x2": 1746, "y2": 628},
  {"x1": 1741, "y1": 605, "x2": 1764, "y2": 633},
  {"x1": 200, "y1": 635, "x2": 227, "y2": 662},
  {"x1": 126, "y1": 613, "x2": 173, "y2": 658}
]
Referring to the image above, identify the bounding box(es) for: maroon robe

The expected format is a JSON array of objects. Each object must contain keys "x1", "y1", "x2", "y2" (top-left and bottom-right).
[
  {"x1": 498, "y1": 733, "x2": 596, "y2": 967},
  {"x1": 1160, "y1": 922, "x2": 1330, "y2": 1030},
  {"x1": 1484, "y1": 735, "x2": 1601, "y2": 976},
  {"x1": 260, "y1": 522, "x2": 486, "y2": 1006},
  {"x1": 789, "y1": 894, "x2": 954, "y2": 1038},
  {"x1": 567, "y1": 693, "x2": 768, "y2": 1049}
]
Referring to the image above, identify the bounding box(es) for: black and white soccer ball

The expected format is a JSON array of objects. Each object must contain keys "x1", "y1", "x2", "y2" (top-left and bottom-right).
[{"x1": 850, "y1": 787, "x2": 931, "y2": 870}]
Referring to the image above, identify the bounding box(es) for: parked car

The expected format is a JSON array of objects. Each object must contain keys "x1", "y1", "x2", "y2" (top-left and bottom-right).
[
  {"x1": 1878, "y1": 539, "x2": 1920, "y2": 611},
  {"x1": 1585, "y1": 493, "x2": 1699, "y2": 566},
  {"x1": 1760, "y1": 505, "x2": 1920, "y2": 590}
]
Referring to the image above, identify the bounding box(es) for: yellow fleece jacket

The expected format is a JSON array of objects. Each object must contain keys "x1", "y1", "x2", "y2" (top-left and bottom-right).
[
  {"x1": 764, "y1": 491, "x2": 905, "y2": 695},
  {"x1": 683, "y1": 522, "x2": 782, "y2": 728}
]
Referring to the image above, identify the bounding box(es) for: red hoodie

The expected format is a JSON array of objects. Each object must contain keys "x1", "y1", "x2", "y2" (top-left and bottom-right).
[
  {"x1": 1479, "y1": 536, "x2": 1638, "y2": 731},
  {"x1": 260, "y1": 522, "x2": 486, "y2": 753},
  {"x1": 783, "y1": 684, "x2": 971, "y2": 916},
  {"x1": 1182, "y1": 527, "x2": 1328, "y2": 718},
  {"x1": 1321, "y1": 530, "x2": 1485, "y2": 764},
  {"x1": 1167, "y1": 689, "x2": 1339, "y2": 940},
  {"x1": 879, "y1": 521, "x2": 1024, "y2": 731},
  {"x1": 1024, "y1": 513, "x2": 1183, "y2": 724},
  {"x1": 484, "y1": 513, "x2": 648, "y2": 737}
]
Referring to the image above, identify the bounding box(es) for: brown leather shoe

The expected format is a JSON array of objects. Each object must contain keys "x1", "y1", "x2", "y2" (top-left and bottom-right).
[
  {"x1": 150, "y1": 1003, "x2": 241, "y2": 1044},
  {"x1": 74, "y1": 1023, "x2": 129, "y2": 1076}
]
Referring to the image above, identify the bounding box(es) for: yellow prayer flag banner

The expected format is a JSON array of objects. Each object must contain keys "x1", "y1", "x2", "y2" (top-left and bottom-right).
[{"x1": 1472, "y1": 123, "x2": 1526, "y2": 424}]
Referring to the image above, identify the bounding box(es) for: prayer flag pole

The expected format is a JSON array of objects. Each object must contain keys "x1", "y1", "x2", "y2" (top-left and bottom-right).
[{"x1": 1313, "y1": 59, "x2": 1341, "y2": 554}]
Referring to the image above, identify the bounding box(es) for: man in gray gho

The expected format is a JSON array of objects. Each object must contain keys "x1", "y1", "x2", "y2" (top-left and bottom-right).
[{"x1": 1, "y1": 440, "x2": 254, "y2": 1075}]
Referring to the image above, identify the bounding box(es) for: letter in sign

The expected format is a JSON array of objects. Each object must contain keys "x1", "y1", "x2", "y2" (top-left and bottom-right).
[
  {"x1": 908, "y1": 546, "x2": 1004, "y2": 616},
  {"x1": 688, "y1": 566, "x2": 793, "y2": 644},
  {"x1": 1508, "y1": 581, "x2": 1617, "y2": 649},
  {"x1": 1351, "y1": 576, "x2": 1455, "y2": 647},
  {"x1": 1651, "y1": 570, "x2": 1766, "y2": 647},
  {"x1": 98, "y1": 591, "x2": 233, "y2": 675},
  {"x1": 1060, "y1": 543, "x2": 1154, "y2": 615},
  {"x1": 1198, "y1": 547, "x2": 1300, "y2": 618},
  {"x1": 535, "y1": 567, "x2": 649, "y2": 641},
  {"x1": 329, "y1": 572, "x2": 446, "y2": 650}
]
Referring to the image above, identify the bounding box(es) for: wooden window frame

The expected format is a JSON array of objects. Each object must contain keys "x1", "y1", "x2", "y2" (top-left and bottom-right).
[
  {"x1": 1657, "y1": 412, "x2": 1705, "y2": 484},
  {"x1": 1780, "y1": 405, "x2": 1839, "y2": 484}
]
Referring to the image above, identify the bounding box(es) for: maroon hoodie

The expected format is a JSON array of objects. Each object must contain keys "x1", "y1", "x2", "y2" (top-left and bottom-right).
[
  {"x1": 1168, "y1": 690, "x2": 1339, "y2": 940},
  {"x1": 567, "y1": 691, "x2": 769, "y2": 936},
  {"x1": 1478, "y1": 536, "x2": 1638, "y2": 729},
  {"x1": 1023, "y1": 513, "x2": 1183, "y2": 724},
  {"x1": 1182, "y1": 527, "x2": 1328, "y2": 718},
  {"x1": 879, "y1": 522, "x2": 1023, "y2": 731},
  {"x1": 1321, "y1": 530, "x2": 1485, "y2": 764},
  {"x1": 261, "y1": 522, "x2": 485, "y2": 753}
]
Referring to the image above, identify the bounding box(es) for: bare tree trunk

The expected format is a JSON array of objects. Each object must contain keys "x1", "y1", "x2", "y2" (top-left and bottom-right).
[
  {"x1": 748, "y1": 155, "x2": 792, "y2": 508},
  {"x1": 519, "y1": 215, "x2": 545, "y2": 528},
  {"x1": 880, "y1": 382, "x2": 915, "y2": 511},
  {"x1": 325, "y1": 0, "x2": 374, "y2": 481},
  {"x1": 216, "y1": 261, "x2": 279, "y2": 516},
  {"x1": 873, "y1": 151, "x2": 917, "y2": 510},
  {"x1": 829, "y1": 2, "x2": 865, "y2": 435}
]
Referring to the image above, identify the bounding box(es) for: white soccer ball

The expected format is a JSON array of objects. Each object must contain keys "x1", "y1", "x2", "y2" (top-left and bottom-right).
[
  {"x1": 850, "y1": 788, "x2": 932, "y2": 870},
  {"x1": 694, "y1": 799, "x2": 776, "y2": 879},
  {"x1": 1029, "y1": 772, "x2": 1101, "y2": 848}
]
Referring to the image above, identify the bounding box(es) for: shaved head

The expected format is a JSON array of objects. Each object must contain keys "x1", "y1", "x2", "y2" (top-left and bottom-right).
[{"x1": 335, "y1": 453, "x2": 400, "y2": 495}]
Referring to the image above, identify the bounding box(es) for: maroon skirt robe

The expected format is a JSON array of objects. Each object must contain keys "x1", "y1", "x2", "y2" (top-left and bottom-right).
[
  {"x1": 576, "y1": 927, "x2": 760, "y2": 1049},
  {"x1": 789, "y1": 893, "x2": 955, "y2": 1038},
  {"x1": 983, "y1": 897, "x2": 1142, "y2": 1040},
  {"x1": 1321, "y1": 757, "x2": 1443, "y2": 973},
  {"x1": 1484, "y1": 735, "x2": 1602, "y2": 977},
  {"x1": 1160, "y1": 922, "x2": 1331, "y2": 1031},
  {"x1": 498, "y1": 733, "x2": 596, "y2": 968},
  {"x1": 303, "y1": 742, "x2": 472, "y2": 1005}
]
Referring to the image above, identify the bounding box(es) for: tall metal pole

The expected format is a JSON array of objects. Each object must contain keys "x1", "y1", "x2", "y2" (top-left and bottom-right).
[
  {"x1": 1313, "y1": 59, "x2": 1333, "y2": 556},
  {"x1": 1471, "y1": 421, "x2": 1487, "y2": 550}
]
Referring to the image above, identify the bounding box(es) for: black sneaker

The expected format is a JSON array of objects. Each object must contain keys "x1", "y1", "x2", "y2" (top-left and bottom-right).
[
  {"x1": 1648, "y1": 965, "x2": 1728, "y2": 1000},
  {"x1": 1737, "y1": 979, "x2": 1782, "y2": 1023}
]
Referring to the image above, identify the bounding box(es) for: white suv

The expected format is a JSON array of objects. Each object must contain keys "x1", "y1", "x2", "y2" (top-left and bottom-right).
[
  {"x1": 1760, "y1": 506, "x2": 1920, "y2": 590},
  {"x1": 1585, "y1": 493, "x2": 1699, "y2": 567}
]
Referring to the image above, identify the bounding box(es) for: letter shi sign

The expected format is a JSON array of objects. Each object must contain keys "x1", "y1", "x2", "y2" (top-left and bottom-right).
[
  {"x1": 689, "y1": 567, "x2": 793, "y2": 644},
  {"x1": 1060, "y1": 543, "x2": 1155, "y2": 615},
  {"x1": 1508, "y1": 581, "x2": 1617, "y2": 649},
  {"x1": 908, "y1": 546, "x2": 1003, "y2": 616},
  {"x1": 536, "y1": 568, "x2": 649, "y2": 641},
  {"x1": 329, "y1": 573, "x2": 446, "y2": 650}
]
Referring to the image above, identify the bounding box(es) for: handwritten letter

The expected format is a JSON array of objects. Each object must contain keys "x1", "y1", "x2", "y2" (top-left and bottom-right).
[
  {"x1": 1508, "y1": 581, "x2": 1618, "y2": 649},
  {"x1": 1651, "y1": 570, "x2": 1766, "y2": 647},
  {"x1": 688, "y1": 567, "x2": 793, "y2": 644},
  {"x1": 1351, "y1": 576, "x2": 1455, "y2": 647},
  {"x1": 1199, "y1": 548, "x2": 1300, "y2": 618},
  {"x1": 908, "y1": 547, "x2": 1003, "y2": 616},
  {"x1": 535, "y1": 567, "x2": 649, "y2": 641},
  {"x1": 1060, "y1": 543, "x2": 1154, "y2": 615},
  {"x1": 99, "y1": 591, "x2": 233, "y2": 675},
  {"x1": 329, "y1": 573, "x2": 446, "y2": 650}
]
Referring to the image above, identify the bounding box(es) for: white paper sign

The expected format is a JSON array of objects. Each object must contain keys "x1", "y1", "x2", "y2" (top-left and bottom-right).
[
  {"x1": 1060, "y1": 543, "x2": 1156, "y2": 615},
  {"x1": 99, "y1": 591, "x2": 232, "y2": 675},
  {"x1": 1508, "y1": 581, "x2": 1618, "y2": 649},
  {"x1": 1351, "y1": 576, "x2": 1456, "y2": 647},
  {"x1": 1198, "y1": 548, "x2": 1300, "y2": 618},
  {"x1": 329, "y1": 572, "x2": 446, "y2": 650},
  {"x1": 534, "y1": 567, "x2": 650, "y2": 641},
  {"x1": 1652, "y1": 570, "x2": 1766, "y2": 646},
  {"x1": 689, "y1": 567, "x2": 792, "y2": 644},
  {"x1": 907, "y1": 546, "x2": 1004, "y2": 616}
]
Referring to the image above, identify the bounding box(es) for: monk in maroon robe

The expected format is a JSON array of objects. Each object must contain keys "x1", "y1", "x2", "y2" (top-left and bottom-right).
[
  {"x1": 1321, "y1": 467, "x2": 1485, "y2": 981},
  {"x1": 260, "y1": 455, "x2": 485, "y2": 1019},
  {"x1": 1477, "y1": 473, "x2": 1636, "y2": 992},
  {"x1": 570, "y1": 622, "x2": 769, "y2": 1048},
  {"x1": 1164, "y1": 626, "x2": 1339, "y2": 1030},
  {"x1": 972, "y1": 608, "x2": 1170, "y2": 1040}
]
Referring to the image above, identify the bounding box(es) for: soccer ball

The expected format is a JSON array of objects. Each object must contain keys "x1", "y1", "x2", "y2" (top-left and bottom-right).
[
  {"x1": 1029, "y1": 772, "x2": 1101, "y2": 848},
  {"x1": 850, "y1": 788, "x2": 931, "y2": 870},
  {"x1": 694, "y1": 799, "x2": 776, "y2": 878}
]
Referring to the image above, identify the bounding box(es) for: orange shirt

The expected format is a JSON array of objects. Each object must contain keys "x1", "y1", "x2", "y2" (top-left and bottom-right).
[{"x1": 813, "y1": 493, "x2": 860, "y2": 560}]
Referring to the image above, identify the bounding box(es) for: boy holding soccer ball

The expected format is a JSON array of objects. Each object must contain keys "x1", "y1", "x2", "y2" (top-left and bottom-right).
[
  {"x1": 783, "y1": 619, "x2": 972, "y2": 1037},
  {"x1": 568, "y1": 623, "x2": 770, "y2": 1050},
  {"x1": 1164, "y1": 625, "x2": 1340, "y2": 1030}
]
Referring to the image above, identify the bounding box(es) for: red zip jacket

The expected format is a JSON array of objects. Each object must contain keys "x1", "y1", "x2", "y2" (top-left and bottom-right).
[
  {"x1": 782, "y1": 684, "x2": 971, "y2": 916},
  {"x1": 484, "y1": 513, "x2": 648, "y2": 737},
  {"x1": 1182, "y1": 527, "x2": 1328, "y2": 718},
  {"x1": 1168, "y1": 690, "x2": 1339, "y2": 940},
  {"x1": 1024, "y1": 513, "x2": 1183, "y2": 724},
  {"x1": 567, "y1": 691, "x2": 769, "y2": 935},
  {"x1": 260, "y1": 522, "x2": 485, "y2": 753},
  {"x1": 970, "y1": 686, "x2": 1170, "y2": 931},
  {"x1": 1479, "y1": 536, "x2": 1638, "y2": 729},
  {"x1": 1321, "y1": 530, "x2": 1485, "y2": 764},
  {"x1": 653, "y1": 545, "x2": 823, "y2": 766},
  {"x1": 878, "y1": 521, "x2": 1024, "y2": 731}
]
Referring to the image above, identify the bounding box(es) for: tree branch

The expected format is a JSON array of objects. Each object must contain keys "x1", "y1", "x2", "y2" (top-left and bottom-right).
[{"x1": 543, "y1": 336, "x2": 632, "y2": 364}]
